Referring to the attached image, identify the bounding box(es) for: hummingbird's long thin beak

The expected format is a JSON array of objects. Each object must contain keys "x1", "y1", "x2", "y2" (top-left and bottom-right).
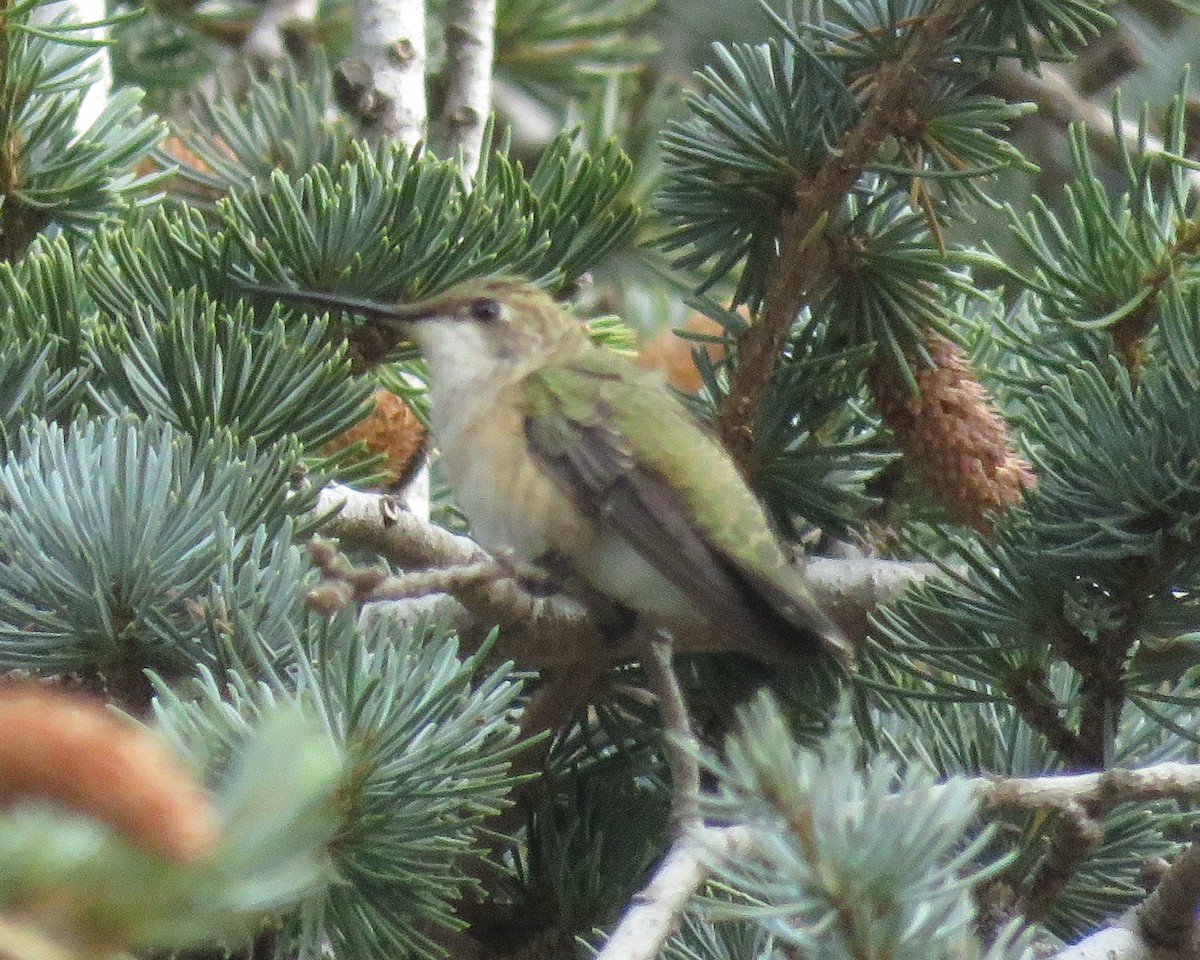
[{"x1": 235, "y1": 281, "x2": 433, "y2": 328}]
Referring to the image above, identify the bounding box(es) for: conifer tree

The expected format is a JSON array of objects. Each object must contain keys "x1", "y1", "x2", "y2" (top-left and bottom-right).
[{"x1": 5, "y1": 2, "x2": 1200, "y2": 960}]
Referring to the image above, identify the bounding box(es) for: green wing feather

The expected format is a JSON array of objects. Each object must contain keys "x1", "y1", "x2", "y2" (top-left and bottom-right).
[{"x1": 522, "y1": 349, "x2": 848, "y2": 664}]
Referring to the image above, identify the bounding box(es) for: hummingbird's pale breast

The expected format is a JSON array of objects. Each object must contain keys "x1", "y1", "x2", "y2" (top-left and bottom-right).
[
  {"x1": 570, "y1": 530, "x2": 697, "y2": 618},
  {"x1": 432, "y1": 379, "x2": 595, "y2": 561}
]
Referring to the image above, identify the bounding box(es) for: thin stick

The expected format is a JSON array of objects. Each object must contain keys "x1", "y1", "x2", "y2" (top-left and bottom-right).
[
  {"x1": 643, "y1": 633, "x2": 702, "y2": 832},
  {"x1": 596, "y1": 826, "x2": 752, "y2": 960}
]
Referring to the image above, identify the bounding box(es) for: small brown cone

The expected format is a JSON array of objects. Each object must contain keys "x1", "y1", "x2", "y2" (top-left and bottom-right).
[
  {"x1": 0, "y1": 684, "x2": 219, "y2": 862},
  {"x1": 140, "y1": 136, "x2": 228, "y2": 204},
  {"x1": 870, "y1": 328, "x2": 1036, "y2": 534},
  {"x1": 323, "y1": 388, "x2": 427, "y2": 489}
]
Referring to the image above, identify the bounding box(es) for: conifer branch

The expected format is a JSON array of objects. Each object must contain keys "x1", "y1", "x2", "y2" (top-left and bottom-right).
[
  {"x1": 1073, "y1": 623, "x2": 1138, "y2": 770},
  {"x1": 716, "y1": 0, "x2": 983, "y2": 464},
  {"x1": 599, "y1": 763, "x2": 1200, "y2": 960},
  {"x1": 1048, "y1": 841, "x2": 1200, "y2": 960},
  {"x1": 1137, "y1": 840, "x2": 1200, "y2": 951},
  {"x1": 992, "y1": 64, "x2": 1200, "y2": 376},
  {"x1": 315, "y1": 482, "x2": 489, "y2": 569},
  {"x1": 597, "y1": 825, "x2": 753, "y2": 960},
  {"x1": 1016, "y1": 804, "x2": 1105, "y2": 922},
  {"x1": 1006, "y1": 669, "x2": 1094, "y2": 769},
  {"x1": 971, "y1": 762, "x2": 1200, "y2": 813}
]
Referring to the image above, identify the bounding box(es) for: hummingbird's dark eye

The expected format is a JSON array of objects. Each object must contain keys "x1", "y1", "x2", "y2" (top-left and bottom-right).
[{"x1": 469, "y1": 298, "x2": 502, "y2": 322}]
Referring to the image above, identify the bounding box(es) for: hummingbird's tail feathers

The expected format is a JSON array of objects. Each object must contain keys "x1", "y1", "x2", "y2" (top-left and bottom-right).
[{"x1": 720, "y1": 554, "x2": 854, "y2": 668}]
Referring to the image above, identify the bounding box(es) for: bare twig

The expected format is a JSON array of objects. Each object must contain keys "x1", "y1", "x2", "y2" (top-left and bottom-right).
[
  {"x1": 315, "y1": 483, "x2": 488, "y2": 569},
  {"x1": 991, "y1": 61, "x2": 1200, "y2": 197},
  {"x1": 643, "y1": 634, "x2": 702, "y2": 832},
  {"x1": 596, "y1": 826, "x2": 753, "y2": 960},
  {"x1": 434, "y1": 0, "x2": 496, "y2": 175},
  {"x1": 316, "y1": 547, "x2": 609, "y2": 667},
  {"x1": 974, "y1": 763, "x2": 1200, "y2": 814}
]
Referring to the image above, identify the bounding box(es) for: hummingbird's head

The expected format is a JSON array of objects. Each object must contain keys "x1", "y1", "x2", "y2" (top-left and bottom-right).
[
  {"x1": 388, "y1": 277, "x2": 590, "y2": 386},
  {"x1": 242, "y1": 275, "x2": 587, "y2": 390}
]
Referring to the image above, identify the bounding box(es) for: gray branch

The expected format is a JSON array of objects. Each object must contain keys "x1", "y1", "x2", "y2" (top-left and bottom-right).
[
  {"x1": 1050, "y1": 842, "x2": 1200, "y2": 960},
  {"x1": 311, "y1": 483, "x2": 937, "y2": 667},
  {"x1": 596, "y1": 826, "x2": 752, "y2": 960},
  {"x1": 992, "y1": 60, "x2": 1200, "y2": 196},
  {"x1": 594, "y1": 764, "x2": 1200, "y2": 960},
  {"x1": 973, "y1": 764, "x2": 1200, "y2": 814},
  {"x1": 644, "y1": 633, "x2": 703, "y2": 832},
  {"x1": 1138, "y1": 841, "x2": 1200, "y2": 953}
]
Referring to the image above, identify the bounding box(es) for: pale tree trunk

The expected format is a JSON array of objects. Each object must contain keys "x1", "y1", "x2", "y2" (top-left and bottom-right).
[
  {"x1": 433, "y1": 0, "x2": 495, "y2": 176},
  {"x1": 243, "y1": 0, "x2": 319, "y2": 61},
  {"x1": 351, "y1": 0, "x2": 427, "y2": 148}
]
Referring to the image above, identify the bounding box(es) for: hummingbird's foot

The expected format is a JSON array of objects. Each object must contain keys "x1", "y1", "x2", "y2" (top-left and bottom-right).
[
  {"x1": 593, "y1": 603, "x2": 639, "y2": 645},
  {"x1": 488, "y1": 548, "x2": 639, "y2": 643},
  {"x1": 490, "y1": 548, "x2": 563, "y2": 597}
]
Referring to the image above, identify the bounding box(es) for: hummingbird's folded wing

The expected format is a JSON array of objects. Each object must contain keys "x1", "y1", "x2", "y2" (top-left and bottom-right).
[{"x1": 522, "y1": 357, "x2": 847, "y2": 665}]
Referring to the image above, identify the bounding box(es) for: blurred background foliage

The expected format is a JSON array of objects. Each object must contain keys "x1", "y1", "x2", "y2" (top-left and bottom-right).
[{"x1": 6, "y1": 1, "x2": 1200, "y2": 960}]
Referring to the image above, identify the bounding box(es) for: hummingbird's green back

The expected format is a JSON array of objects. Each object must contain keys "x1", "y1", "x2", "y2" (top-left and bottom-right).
[{"x1": 522, "y1": 348, "x2": 848, "y2": 664}]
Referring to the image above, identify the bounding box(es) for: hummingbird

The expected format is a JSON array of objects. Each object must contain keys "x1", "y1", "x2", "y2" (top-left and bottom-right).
[{"x1": 248, "y1": 276, "x2": 849, "y2": 666}]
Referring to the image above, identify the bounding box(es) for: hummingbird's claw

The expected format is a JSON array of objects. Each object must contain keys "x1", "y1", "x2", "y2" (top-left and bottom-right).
[{"x1": 490, "y1": 548, "x2": 562, "y2": 597}]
